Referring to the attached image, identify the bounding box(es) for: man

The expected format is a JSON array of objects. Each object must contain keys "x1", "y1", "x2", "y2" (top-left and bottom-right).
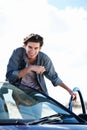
[{"x1": 6, "y1": 33, "x2": 76, "y2": 100}]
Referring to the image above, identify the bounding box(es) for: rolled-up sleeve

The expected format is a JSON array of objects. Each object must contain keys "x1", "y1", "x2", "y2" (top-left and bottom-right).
[
  {"x1": 12, "y1": 71, "x2": 19, "y2": 77},
  {"x1": 50, "y1": 72, "x2": 63, "y2": 86}
]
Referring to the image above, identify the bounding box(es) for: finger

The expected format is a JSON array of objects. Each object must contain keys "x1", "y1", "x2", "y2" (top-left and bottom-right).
[
  {"x1": 72, "y1": 94, "x2": 77, "y2": 101},
  {"x1": 42, "y1": 66, "x2": 46, "y2": 71}
]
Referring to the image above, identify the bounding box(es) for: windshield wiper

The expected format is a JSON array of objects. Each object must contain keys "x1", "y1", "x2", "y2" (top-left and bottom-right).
[
  {"x1": 28, "y1": 114, "x2": 63, "y2": 125},
  {"x1": 15, "y1": 120, "x2": 26, "y2": 125},
  {"x1": 0, "y1": 119, "x2": 26, "y2": 125}
]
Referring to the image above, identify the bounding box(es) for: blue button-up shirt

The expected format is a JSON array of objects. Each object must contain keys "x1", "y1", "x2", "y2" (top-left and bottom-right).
[{"x1": 6, "y1": 47, "x2": 63, "y2": 94}]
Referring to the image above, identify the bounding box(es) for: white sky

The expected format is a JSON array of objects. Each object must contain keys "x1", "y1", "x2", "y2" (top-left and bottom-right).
[{"x1": 0, "y1": 0, "x2": 87, "y2": 104}]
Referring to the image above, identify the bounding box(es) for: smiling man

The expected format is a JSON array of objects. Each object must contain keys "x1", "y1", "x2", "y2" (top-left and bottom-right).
[{"x1": 6, "y1": 33, "x2": 76, "y2": 100}]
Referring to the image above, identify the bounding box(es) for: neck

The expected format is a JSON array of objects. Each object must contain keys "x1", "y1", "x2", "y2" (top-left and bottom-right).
[{"x1": 28, "y1": 57, "x2": 37, "y2": 64}]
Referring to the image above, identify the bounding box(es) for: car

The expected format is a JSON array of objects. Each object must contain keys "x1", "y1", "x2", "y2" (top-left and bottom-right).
[{"x1": 0, "y1": 82, "x2": 87, "y2": 130}]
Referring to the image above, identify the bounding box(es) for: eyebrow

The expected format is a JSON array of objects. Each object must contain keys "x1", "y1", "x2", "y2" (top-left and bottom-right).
[{"x1": 28, "y1": 45, "x2": 39, "y2": 49}]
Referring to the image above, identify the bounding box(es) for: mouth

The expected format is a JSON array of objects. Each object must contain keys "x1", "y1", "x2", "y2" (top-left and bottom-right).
[{"x1": 28, "y1": 53, "x2": 35, "y2": 58}]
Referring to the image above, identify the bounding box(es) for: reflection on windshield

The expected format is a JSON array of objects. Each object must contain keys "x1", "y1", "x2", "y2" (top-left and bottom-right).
[
  {"x1": 0, "y1": 82, "x2": 77, "y2": 123},
  {"x1": 0, "y1": 93, "x2": 9, "y2": 119}
]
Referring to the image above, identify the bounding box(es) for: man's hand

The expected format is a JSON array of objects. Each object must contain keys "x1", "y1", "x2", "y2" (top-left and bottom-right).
[
  {"x1": 69, "y1": 91, "x2": 77, "y2": 101},
  {"x1": 30, "y1": 65, "x2": 46, "y2": 74}
]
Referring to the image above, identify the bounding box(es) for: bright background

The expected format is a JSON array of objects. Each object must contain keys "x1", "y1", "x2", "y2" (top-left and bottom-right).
[{"x1": 0, "y1": 0, "x2": 87, "y2": 104}]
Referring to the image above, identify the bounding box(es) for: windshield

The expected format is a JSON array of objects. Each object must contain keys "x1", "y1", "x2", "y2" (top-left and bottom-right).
[{"x1": 0, "y1": 82, "x2": 83, "y2": 124}]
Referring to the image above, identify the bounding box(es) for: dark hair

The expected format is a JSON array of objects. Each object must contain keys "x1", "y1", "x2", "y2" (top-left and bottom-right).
[{"x1": 23, "y1": 33, "x2": 43, "y2": 47}]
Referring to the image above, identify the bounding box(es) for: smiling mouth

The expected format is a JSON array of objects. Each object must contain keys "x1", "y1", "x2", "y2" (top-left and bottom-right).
[
  {"x1": 28, "y1": 53, "x2": 36, "y2": 58},
  {"x1": 29, "y1": 54, "x2": 34, "y2": 56}
]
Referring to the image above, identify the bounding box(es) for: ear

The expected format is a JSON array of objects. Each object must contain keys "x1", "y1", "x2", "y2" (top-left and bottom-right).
[{"x1": 23, "y1": 44, "x2": 27, "y2": 48}]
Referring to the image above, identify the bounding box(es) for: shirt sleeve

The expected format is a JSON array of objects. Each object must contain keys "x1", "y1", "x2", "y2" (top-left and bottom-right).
[
  {"x1": 40, "y1": 53, "x2": 63, "y2": 86},
  {"x1": 6, "y1": 48, "x2": 25, "y2": 84}
]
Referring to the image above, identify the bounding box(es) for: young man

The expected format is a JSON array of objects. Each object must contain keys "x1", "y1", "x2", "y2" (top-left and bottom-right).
[{"x1": 6, "y1": 33, "x2": 76, "y2": 100}]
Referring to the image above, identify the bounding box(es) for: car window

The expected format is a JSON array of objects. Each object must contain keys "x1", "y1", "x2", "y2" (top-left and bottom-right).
[{"x1": 0, "y1": 82, "x2": 83, "y2": 124}]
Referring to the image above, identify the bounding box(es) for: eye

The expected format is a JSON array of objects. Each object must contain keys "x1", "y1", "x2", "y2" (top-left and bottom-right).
[
  {"x1": 35, "y1": 47, "x2": 38, "y2": 50},
  {"x1": 28, "y1": 46, "x2": 32, "y2": 49}
]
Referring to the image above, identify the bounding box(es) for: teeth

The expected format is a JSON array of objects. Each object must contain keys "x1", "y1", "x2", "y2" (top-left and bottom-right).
[
  {"x1": 30, "y1": 54, "x2": 34, "y2": 57},
  {"x1": 29, "y1": 54, "x2": 33, "y2": 56}
]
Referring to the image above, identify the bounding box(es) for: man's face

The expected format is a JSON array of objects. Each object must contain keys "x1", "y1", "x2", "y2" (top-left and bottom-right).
[{"x1": 24, "y1": 42, "x2": 41, "y2": 60}]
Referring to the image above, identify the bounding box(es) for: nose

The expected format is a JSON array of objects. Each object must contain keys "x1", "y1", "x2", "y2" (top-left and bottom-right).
[{"x1": 30, "y1": 48, "x2": 35, "y2": 54}]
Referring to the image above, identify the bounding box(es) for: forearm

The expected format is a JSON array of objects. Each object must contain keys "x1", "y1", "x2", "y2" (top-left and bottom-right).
[
  {"x1": 59, "y1": 82, "x2": 72, "y2": 94},
  {"x1": 18, "y1": 66, "x2": 32, "y2": 78},
  {"x1": 59, "y1": 82, "x2": 77, "y2": 100},
  {"x1": 18, "y1": 65, "x2": 45, "y2": 78}
]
